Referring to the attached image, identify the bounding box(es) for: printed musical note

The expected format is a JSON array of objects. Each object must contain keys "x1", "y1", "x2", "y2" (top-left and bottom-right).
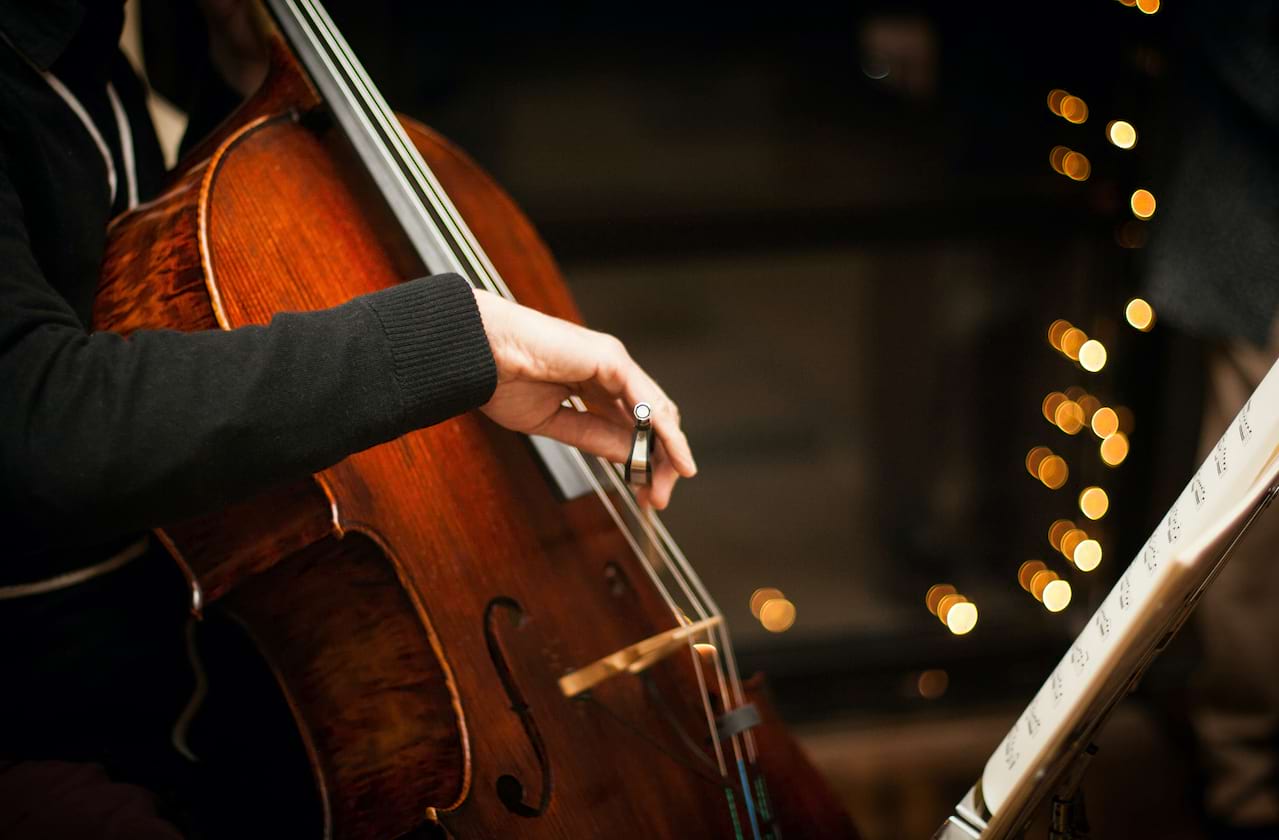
[
  {"x1": 1240, "y1": 400, "x2": 1254, "y2": 444},
  {"x1": 1070, "y1": 643, "x2": 1089, "y2": 674},
  {"x1": 1167, "y1": 503, "x2": 1181, "y2": 544},
  {"x1": 1004, "y1": 731, "x2": 1020, "y2": 771},
  {"x1": 1215, "y1": 438, "x2": 1228, "y2": 476},
  {"x1": 1051, "y1": 671, "x2": 1065, "y2": 704},
  {"x1": 1026, "y1": 704, "x2": 1042, "y2": 737},
  {"x1": 1143, "y1": 543, "x2": 1159, "y2": 574},
  {"x1": 1193, "y1": 474, "x2": 1207, "y2": 509},
  {"x1": 1119, "y1": 575, "x2": 1133, "y2": 610},
  {"x1": 1095, "y1": 608, "x2": 1111, "y2": 638}
]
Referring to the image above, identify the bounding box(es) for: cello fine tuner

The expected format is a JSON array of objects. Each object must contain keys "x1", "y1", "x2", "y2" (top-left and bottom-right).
[{"x1": 625, "y1": 402, "x2": 654, "y2": 486}]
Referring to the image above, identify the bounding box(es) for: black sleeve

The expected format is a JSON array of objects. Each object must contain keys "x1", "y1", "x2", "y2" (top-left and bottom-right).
[{"x1": 0, "y1": 153, "x2": 496, "y2": 555}]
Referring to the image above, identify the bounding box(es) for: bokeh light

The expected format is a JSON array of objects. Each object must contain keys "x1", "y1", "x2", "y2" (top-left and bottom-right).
[
  {"x1": 1019, "y1": 559, "x2": 1047, "y2": 591},
  {"x1": 1061, "y1": 527, "x2": 1088, "y2": 560},
  {"x1": 925, "y1": 583, "x2": 956, "y2": 615},
  {"x1": 1130, "y1": 188, "x2": 1157, "y2": 219},
  {"x1": 1049, "y1": 518, "x2": 1075, "y2": 551},
  {"x1": 1060, "y1": 95, "x2": 1089, "y2": 124},
  {"x1": 1042, "y1": 392, "x2": 1067, "y2": 424},
  {"x1": 1074, "y1": 539, "x2": 1103, "y2": 572},
  {"x1": 1101, "y1": 433, "x2": 1130, "y2": 466},
  {"x1": 1047, "y1": 319, "x2": 1072, "y2": 349},
  {"x1": 1092, "y1": 407, "x2": 1119, "y2": 438},
  {"x1": 759, "y1": 598, "x2": 797, "y2": 632},
  {"x1": 1137, "y1": 0, "x2": 1159, "y2": 13},
  {"x1": 946, "y1": 601, "x2": 978, "y2": 635},
  {"x1": 1047, "y1": 89, "x2": 1069, "y2": 116},
  {"x1": 1060, "y1": 328, "x2": 1088, "y2": 359},
  {"x1": 1030, "y1": 569, "x2": 1058, "y2": 601},
  {"x1": 1026, "y1": 446, "x2": 1052, "y2": 478},
  {"x1": 1107, "y1": 120, "x2": 1137, "y2": 149},
  {"x1": 1055, "y1": 400, "x2": 1085, "y2": 435},
  {"x1": 918, "y1": 669, "x2": 949, "y2": 699},
  {"x1": 1126, "y1": 298, "x2": 1155, "y2": 331},
  {"x1": 1039, "y1": 454, "x2": 1069, "y2": 489},
  {"x1": 1042, "y1": 579, "x2": 1073, "y2": 612},
  {"x1": 1079, "y1": 339, "x2": 1107, "y2": 372},
  {"x1": 1079, "y1": 486, "x2": 1110, "y2": 520},
  {"x1": 1062, "y1": 151, "x2": 1091, "y2": 181},
  {"x1": 750, "y1": 587, "x2": 784, "y2": 618}
]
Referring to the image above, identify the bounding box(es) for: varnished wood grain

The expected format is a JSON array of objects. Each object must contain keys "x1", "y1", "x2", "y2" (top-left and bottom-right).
[{"x1": 93, "y1": 36, "x2": 857, "y2": 840}]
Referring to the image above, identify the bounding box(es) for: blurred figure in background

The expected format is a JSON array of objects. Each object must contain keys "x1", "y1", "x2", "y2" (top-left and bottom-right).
[{"x1": 1145, "y1": 4, "x2": 1279, "y2": 837}]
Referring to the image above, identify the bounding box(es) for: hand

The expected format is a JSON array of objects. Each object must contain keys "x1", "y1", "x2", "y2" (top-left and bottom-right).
[{"x1": 473, "y1": 289, "x2": 696, "y2": 509}]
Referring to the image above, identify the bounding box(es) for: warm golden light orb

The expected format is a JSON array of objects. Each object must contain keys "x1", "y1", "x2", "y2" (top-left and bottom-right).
[
  {"x1": 1100, "y1": 433, "x2": 1130, "y2": 466},
  {"x1": 936, "y1": 593, "x2": 966, "y2": 624},
  {"x1": 1060, "y1": 328, "x2": 1088, "y2": 359},
  {"x1": 1047, "y1": 89, "x2": 1069, "y2": 116},
  {"x1": 1092, "y1": 407, "x2": 1119, "y2": 438},
  {"x1": 1060, "y1": 95, "x2": 1089, "y2": 124},
  {"x1": 1019, "y1": 560, "x2": 1047, "y2": 591},
  {"x1": 1042, "y1": 579, "x2": 1073, "y2": 613},
  {"x1": 1062, "y1": 151, "x2": 1091, "y2": 181},
  {"x1": 1137, "y1": 0, "x2": 1159, "y2": 14},
  {"x1": 1055, "y1": 401, "x2": 1086, "y2": 435},
  {"x1": 925, "y1": 583, "x2": 956, "y2": 615},
  {"x1": 1079, "y1": 339, "x2": 1108, "y2": 372},
  {"x1": 1131, "y1": 188, "x2": 1157, "y2": 219},
  {"x1": 1061, "y1": 528, "x2": 1088, "y2": 560},
  {"x1": 1026, "y1": 446, "x2": 1052, "y2": 478},
  {"x1": 1042, "y1": 392, "x2": 1067, "y2": 424},
  {"x1": 1079, "y1": 486, "x2": 1110, "y2": 520},
  {"x1": 759, "y1": 598, "x2": 797, "y2": 633},
  {"x1": 1039, "y1": 455, "x2": 1069, "y2": 489},
  {"x1": 750, "y1": 587, "x2": 784, "y2": 619},
  {"x1": 1049, "y1": 519, "x2": 1075, "y2": 551},
  {"x1": 1126, "y1": 298, "x2": 1155, "y2": 331},
  {"x1": 1107, "y1": 120, "x2": 1137, "y2": 149},
  {"x1": 1030, "y1": 569, "x2": 1058, "y2": 601},
  {"x1": 1074, "y1": 539, "x2": 1103, "y2": 571},
  {"x1": 946, "y1": 601, "x2": 978, "y2": 635},
  {"x1": 1047, "y1": 319, "x2": 1072, "y2": 349}
]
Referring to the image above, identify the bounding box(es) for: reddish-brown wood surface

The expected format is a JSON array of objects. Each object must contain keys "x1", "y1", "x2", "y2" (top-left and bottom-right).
[{"x1": 94, "y1": 41, "x2": 857, "y2": 840}]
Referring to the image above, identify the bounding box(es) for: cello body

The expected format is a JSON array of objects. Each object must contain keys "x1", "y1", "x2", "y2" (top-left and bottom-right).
[{"x1": 94, "y1": 36, "x2": 856, "y2": 840}]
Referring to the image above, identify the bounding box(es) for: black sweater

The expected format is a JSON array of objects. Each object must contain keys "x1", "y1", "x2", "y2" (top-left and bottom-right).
[{"x1": 0, "y1": 3, "x2": 498, "y2": 580}]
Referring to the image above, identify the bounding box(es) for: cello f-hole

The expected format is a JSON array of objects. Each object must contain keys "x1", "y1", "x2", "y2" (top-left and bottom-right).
[{"x1": 482, "y1": 596, "x2": 553, "y2": 818}]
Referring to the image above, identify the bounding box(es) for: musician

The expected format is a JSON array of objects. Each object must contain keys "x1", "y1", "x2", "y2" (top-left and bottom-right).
[{"x1": 0, "y1": 1, "x2": 695, "y2": 835}]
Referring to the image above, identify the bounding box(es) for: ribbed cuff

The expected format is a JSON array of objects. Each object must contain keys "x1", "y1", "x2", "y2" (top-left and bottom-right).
[{"x1": 362, "y1": 274, "x2": 498, "y2": 428}]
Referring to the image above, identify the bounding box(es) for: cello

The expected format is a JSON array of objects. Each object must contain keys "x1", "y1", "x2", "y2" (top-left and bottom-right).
[{"x1": 94, "y1": 2, "x2": 857, "y2": 837}]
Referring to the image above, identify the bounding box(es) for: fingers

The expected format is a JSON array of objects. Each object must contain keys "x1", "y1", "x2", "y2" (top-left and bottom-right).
[{"x1": 534, "y1": 405, "x2": 632, "y2": 465}]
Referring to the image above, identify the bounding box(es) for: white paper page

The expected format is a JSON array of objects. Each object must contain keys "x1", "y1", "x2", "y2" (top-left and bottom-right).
[{"x1": 979, "y1": 360, "x2": 1279, "y2": 816}]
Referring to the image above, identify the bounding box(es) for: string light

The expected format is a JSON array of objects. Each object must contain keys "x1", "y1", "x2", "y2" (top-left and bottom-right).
[
  {"x1": 1100, "y1": 432, "x2": 1130, "y2": 466},
  {"x1": 1047, "y1": 319, "x2": 1073, "y2": 349},
  {"x1": 1079, "y1": 339, "x2": 1107, "y2": 372},
  {"x1": 1062, "y1": 151, "x2": 1091, "y2": 181},
  {"x1": 1038, "y1": 454, "x2": 1069, "y2": 489},
  {"x1": 1078, "y1": 394, "x2": 1101, "y2": 422},
  {"x1": 759, "y1": 598, "x2": 797, "y2": 633},
  {"x1": 926, "y1": 583, "x2": 957, "y2": 615},
  {"x1": 1092, "y1": 407, "x2": 1119, "y2": 438},
  {"x1": 1019, "y1": 559, "x2": 1047, "y2": 590},
  {"x1": 1060, "y1": 95, "x2": 1089, "y2": 124},
  {"x1": 1060, "y1": 328, "x2": 1088, "y2": 359},
  {"x1": 1030, "y1": 569, "x2": 1057, "y2": 601},
  {"x1": 1079, "y1": 486, "x2": 1110, "y2": 520},
  {"x1": 1074, "y1": 539, "x2": 1103, "y2": 572},
  {"x1": 1130, "y1": 188, "x2": 1157, "y2": 219},
  {"x1": 1060, "y1": 527, "x2": 1088, "y2": 561},
  {"x1": 749, "y1": 587, "x2": 784, "y2": 618},
  {"x1": 1042, "y1": 579, "x2": 1072, "y2": 612},
  {"x1": 1042, "y1": 392, "x2": 1067, "y2": 425},
  {"x1": 1026, "y1": 446, "x2": 1052, "y2": 478},
  {"x1": 946, "y1": 601, "x2": 978, "y2": 635},
  {"x1": 1054, "y1": 400, "x2": 1085, "y2": 435},
  {"x1": 1106, "y1": 120, "x2": 1137, "y2": 149},
  {"x1": 1126, "y1": 298, "x2": 1155, "y2": 331},
  {"x1": 1049, "y1": 519, "x2": 1075, "y2": 552}
]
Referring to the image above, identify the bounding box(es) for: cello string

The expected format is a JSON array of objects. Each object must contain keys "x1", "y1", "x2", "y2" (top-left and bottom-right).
[
  {"x1": 301, "y1": 0, "x2": 763, "y2": 791},
  {"x1": 295, "y1": 0, "x2": 758, "y2": 792}
]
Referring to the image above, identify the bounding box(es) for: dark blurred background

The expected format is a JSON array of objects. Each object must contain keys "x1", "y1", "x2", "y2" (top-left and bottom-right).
[{"x1": 139, "y1": 1, "x2": 1222, "y2": 836}]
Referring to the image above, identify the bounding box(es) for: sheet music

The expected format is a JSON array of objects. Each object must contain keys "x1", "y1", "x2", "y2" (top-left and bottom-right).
[{"x1": 978, "y1": 361, "x2": 1279, "y2": 819}]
